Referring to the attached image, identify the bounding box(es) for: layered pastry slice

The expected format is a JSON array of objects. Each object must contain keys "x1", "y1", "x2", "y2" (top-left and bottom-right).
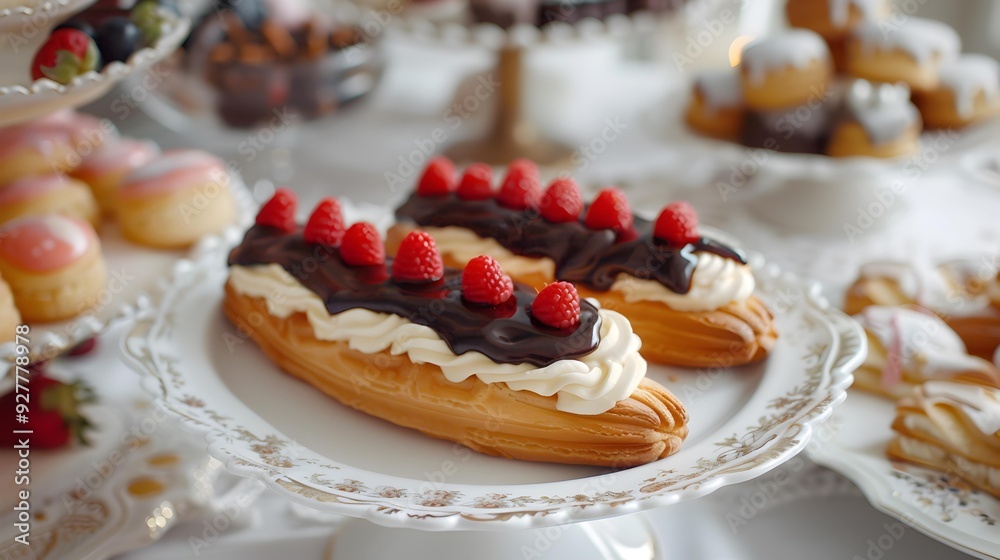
[
  {"x1": 854, "y1": 306, "x2": 1000, "y2": 400},
  {"x1": 225, "y1": 191, "x2": 688, "y2": 467},
  {"x1": 389, "y1": 159, "x2": 777, "y2": 368},
  {"x1": 846, "y1": 260, "x2": 1000, "y2": 360},
  {"x1": 888, "y1": 381, "x2": 1000, "y2": 498}
]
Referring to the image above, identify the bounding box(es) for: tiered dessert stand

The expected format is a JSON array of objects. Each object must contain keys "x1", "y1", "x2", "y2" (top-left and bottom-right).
[
  {"x1": 0, "y1": 3, "x2": 265, "y2": 557},
  {"x1": 122, "y1": 204, "x2": 866, "y2": 559},
  {"x1": 392, "y1": 5, "x2": 698, "y2": 165},
  {"x1": 0, "y1": 1, "x2": 267, "y2": 364},
  {"x1": 0, "y1": 0, "x2": 189, "y2": 127}
]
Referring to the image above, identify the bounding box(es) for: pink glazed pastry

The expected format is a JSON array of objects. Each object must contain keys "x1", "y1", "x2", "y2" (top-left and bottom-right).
[
  {"x1": 0, "y1": 273, "x2": 20, "y2": 342},
  {"x1": 71, "y1": 138, "x2": 160, "y2": 216},
  {"x1": 0, "y1": 173, "x2": 100, "y2": 228},
  {"x1": 0, "y1": 111, "x2": 117, "y2": 184},
  {"x1": 0, "y1": 215, "x2": 107, "y2": 322},
  {"x1": 117, "y1": 149, "x2": 237, "y2": 249}
]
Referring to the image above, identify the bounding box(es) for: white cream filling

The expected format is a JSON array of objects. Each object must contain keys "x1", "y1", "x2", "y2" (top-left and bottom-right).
[
  {"x1": 422, "y1": 225, "x2": 756, "y2": 312},
  {"x1": 897, "y1": 435, "x2": 950, "y2": 464},
  {"x1": 897, "y1": 436, "x2": 1000, "y2": 491},
  {"x1": 228, "y1": 264, "x2": 647, "y2": 415}
]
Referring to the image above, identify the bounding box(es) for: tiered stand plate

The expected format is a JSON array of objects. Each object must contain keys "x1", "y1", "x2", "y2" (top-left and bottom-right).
[
  {"x1": 0, "y1": 0, "x2": 190, "y2": 127},
  {"x1": 122, "y1": 208, "x2": 865, "y2": 559}
]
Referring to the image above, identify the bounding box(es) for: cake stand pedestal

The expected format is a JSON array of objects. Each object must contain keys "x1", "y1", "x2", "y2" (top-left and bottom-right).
[
  {"x1": 394, "y1": 13, "x2": 668, "y2": 166},
  {"x1": 443, "y1": 45, "x2": 575, "y2": 166},
  {"x1": 326, "y1": 516, "x2": 660, "y2": 559}
]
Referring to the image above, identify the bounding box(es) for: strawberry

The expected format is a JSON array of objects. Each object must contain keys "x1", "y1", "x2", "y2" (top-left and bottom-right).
[
  {"x1": 256, "y1": 187, "x2": 297, "y2": 232},
  {"x1": 531, "y1": 282, "x2": 581, "y2": 330},
  {"x1": 462, "y1": 255, "x2": 514, "y2": 306},
  {"x1": 340, "y1": 222, "x2": 385, "y2": 266},
  {"x1": 392, "y1": 230, "x2": 444, "y2": 283},
  {"x1": 497, "y1": 161, "x2": 541, "y2": 210},
  {"x1": 31, "y1": 29, "x2": 101, "y2": 85},
  {"x1": 456, "y1": 163, "x2": 493, "y2": 201},
  {"x1": 0, "y1": 374, "x2": 95, "y2": 449},
  {"x1": 654, "y1": 201, "x2": 700, "y2": 245},
  {"x1": 67, "y1": 337, "x2": 97, "y2": 357},
  {"x1": 416, "y1": 157, "x2": 456, "y2": 197},
  {"x1": 304, "y1": 197, "x2": 346, "y2": 247},
  {"x1": 584, "y1": 187, "x2": 633, "y2": 233},
  {"x1": 539, "y1": 177, "x2": 584, "y2": 223}
]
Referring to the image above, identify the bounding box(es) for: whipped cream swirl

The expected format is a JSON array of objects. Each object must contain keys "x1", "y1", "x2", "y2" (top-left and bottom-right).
[{"x1": 228, "y1": 264, "x2": 647, "y2": 415}]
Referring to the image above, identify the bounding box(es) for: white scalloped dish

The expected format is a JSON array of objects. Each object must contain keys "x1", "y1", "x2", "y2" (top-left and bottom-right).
[
  {"x1": 0, "y1": 4, "x2": 190, "y2": 127},
  {"x1": 809, "y1": 391, "x2": 1000, "y2": 560},
  {"x1": 0, "y1": 175, "x2": 253, "y2": 366},
  {"x1": 122, "y1": 207, "x2": 865, "y2": 531}
]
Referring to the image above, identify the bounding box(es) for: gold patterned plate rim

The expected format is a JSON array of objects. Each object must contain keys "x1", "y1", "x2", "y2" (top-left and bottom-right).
[
  {"x1": 809, "y1": 391, "x2": 1000, "y2": 560},
  {"x1": 122, "y1": 219, "x2": 865, "y2": 530}
]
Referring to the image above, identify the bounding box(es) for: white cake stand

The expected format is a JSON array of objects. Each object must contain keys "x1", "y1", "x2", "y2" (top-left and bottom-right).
[
  {"x1": 0, "y1": 175, "x2": 255, "y2": 368},
  {"x1": 392, "y1": 6, "x2": 685, "y2": 166},
  {"x1": 0, "y1": 0, "x2": 190, "y2": 127},
  {"x1": 121, "y1": 202, "x2": 865, "y2": 559}
]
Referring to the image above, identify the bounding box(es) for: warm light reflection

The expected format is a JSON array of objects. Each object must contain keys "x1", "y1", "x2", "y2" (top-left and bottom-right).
[{"x1": 729, "y1": 35, "x2": 755, "y2": 67}]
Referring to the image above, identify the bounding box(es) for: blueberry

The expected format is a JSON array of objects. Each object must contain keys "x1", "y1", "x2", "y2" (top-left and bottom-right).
[
  {"x1": 54, "y1": 19, "x2": 96, "y2": 38},
  {"x1": 217, "y1": 0, "x2": 267, "y2": 30},
  {"x1": 95, "y1": 17, "x2": 141, "y2": 65}
]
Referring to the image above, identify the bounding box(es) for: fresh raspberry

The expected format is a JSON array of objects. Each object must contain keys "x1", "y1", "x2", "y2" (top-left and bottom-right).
[
  {"x1": 531, "y1": 282, "x2": 581, "y2": 330},
  {"x1": 456, "y1": 163, "x2": 493, "y2": 201},
  {"x1": 31, "y1": 29, "x2": 101, "y2": 85},
  {"x1": 654, "y1": 201, "x2": 700, "y2": 245},
  {"x1": 497, "y1": 162, "x2": 541, "y2": 210},
  {"x1": 303, "y1": 197, "x2": 346, "y2": 246},
  {"x1": 392, "y1": 231, "x2": 444, "y2": 283},
  {"x1": 539, "y1": 177, "x2": 584, "y2": 223},
  {"x1": 255, "y1": 187, "x2": 297, "y2": 232},
  {"x1": 462, "y1": 255, "x2": 514, "y2": 306},
  {"x1": 584, "y1": 187, "x2": 633, "y2": 233},
  {"x1": 340, "y1": 222, "x2": 385, "y2": 266},
  {"x1": 416, "y1": 157, "x2": 456, "y2": 197}
]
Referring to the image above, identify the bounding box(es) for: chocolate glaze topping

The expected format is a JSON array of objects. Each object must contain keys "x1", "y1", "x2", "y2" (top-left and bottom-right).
[
  {"x1": 228, "y1": 225, "x2": 601, "y2": 367},
  {"x1": 394, "y1": 195, "x2": 746, "y2": 294}
]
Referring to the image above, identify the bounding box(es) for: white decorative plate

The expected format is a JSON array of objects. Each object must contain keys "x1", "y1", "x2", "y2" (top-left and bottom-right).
[
  {"x1": 0, "y1": 0, "x2": 94, "y2": 32},
  {"x1": 809, "y1": 391, "x2": 1000, "y2": 560},
  {"x1": 0, "y1": 365, "x2": 228, "y2": 560},
  {"x1": 0, "y1": 5, "x2": 189, "y2": 127},
  {"x1": 0, "y1": 176, "x2": 254, "y2": 365},
  {"x1": 122, "y1": 210, "x2": 865, "y2": 532}
]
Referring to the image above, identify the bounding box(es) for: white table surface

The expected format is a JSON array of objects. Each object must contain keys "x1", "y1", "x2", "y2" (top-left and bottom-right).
[{"x1": 66, "y1": 30, "x2": 1000, "y2": 559}]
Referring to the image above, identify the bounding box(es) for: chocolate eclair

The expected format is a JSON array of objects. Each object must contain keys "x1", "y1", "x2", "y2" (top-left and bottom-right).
[
  {"x1": 225, "y1": 190, "x2": 688, "y2": 467},
  {"x1": 389, "y1": 159, "x2": 777, "y2": 368}
]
